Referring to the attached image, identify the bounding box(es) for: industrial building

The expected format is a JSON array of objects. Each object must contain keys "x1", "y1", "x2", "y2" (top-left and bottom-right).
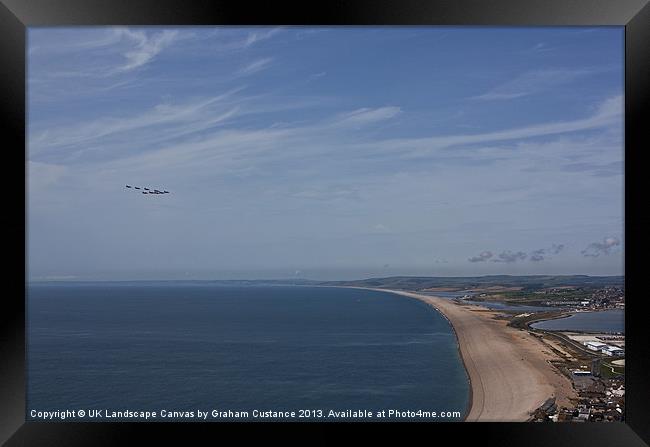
[
  {"x1": 584, "y1": 341, "x2": 607, "y2": 351},
  {"x1": 601, "y1": 346, "x2": 624, "y2": 356},
  {"x1": 582, "y1": 341, "x2": 624, "y2": 356}
]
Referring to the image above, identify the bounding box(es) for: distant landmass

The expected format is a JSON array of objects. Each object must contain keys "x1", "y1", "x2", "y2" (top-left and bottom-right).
[
  {"x1": 319, "y1": 275, "x2": 624, "y2": 291},
  {"x1": 31, "y1": 275, "x2": 624, "y2": 292}
]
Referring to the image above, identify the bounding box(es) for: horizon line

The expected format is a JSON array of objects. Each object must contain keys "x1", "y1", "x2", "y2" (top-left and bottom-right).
[{"x1": 27, "y1": 273, "x2": 626, "y2": 283}]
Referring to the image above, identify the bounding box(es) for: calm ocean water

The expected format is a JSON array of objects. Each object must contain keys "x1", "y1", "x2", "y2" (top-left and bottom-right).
[
  {"x1": 27, "y1": 283, "x2": 469, "y2": 421},
  {"x1": 530, "y1": 309, "x2": 624, "y2": 333}
]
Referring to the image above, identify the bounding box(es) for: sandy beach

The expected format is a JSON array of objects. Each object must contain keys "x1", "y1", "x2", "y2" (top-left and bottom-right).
[{"x1": 377, "y1": 289, "x2": 577, "y2": 422}]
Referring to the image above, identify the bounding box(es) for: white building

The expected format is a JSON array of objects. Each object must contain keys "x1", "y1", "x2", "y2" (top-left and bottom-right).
[
  {"x1": 601, "y1": 346, "x2": 624, "y2": 356},
  {"x1": 584, "y1": 341, "x2": 607, "y2": 351}
]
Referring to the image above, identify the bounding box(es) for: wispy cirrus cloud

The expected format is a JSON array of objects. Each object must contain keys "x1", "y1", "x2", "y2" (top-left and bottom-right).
[
  {"x1": 27, "y1": 27, "x2": 624, "y2": 278},
  {"x1": 365, "y1": 94, "x2": 622, "y2": 158},
  {"x1": 335, "y1": 106, "x2": 402, "y2": 126},
  {"x1": 237, "y1": 57, "x2": 274, "y2": 76},
  {"x1": 471, "y1": 68, "x2": 603, "y2": 101},
  {"x1": 191, "y1": 27, "x2": 284, "y2": 53},
  {"x1": 562, "y1": 160, "x2": 623, "y2": 177},
  {"x1": 526, "y1": 42, "x2": 554, "y2": 53},
  {"x1": 308, "y1": 72, "x2": 327, "y2": 82},
  {"x1": 30, "y1": 88, "x2": 245, "y2": 158},
  {"x1": 113, "y1": 28, "x2": 181, "y2": 73},
  {"x1": 30, "y1": 93, "x2": 622, "y2": 194},
  {"x1": 29, "y1": 89, "x2": 359, "y2": 169},
  {"x1": 28, "y1": 28, "x2": 126, "y2": 56},
  {"x1": 243, "y1": 27, "x2": 284, "y2": 47},
  {"x1": 29, "y1": 27, "x2": 281, "y2": 85}
]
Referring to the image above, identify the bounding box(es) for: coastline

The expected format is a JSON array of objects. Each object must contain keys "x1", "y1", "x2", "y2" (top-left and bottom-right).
[{"x1": 358, "y1": 287, "x2": 577, "y2": 422}]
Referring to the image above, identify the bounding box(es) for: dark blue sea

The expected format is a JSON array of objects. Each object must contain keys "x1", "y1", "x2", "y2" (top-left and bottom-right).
[
  {"x1": 27, "y1": 283, "x2": 469, "y2": 422},
  {"x1": 530, "y1": 309, "x2": 624, "y2": 334}
]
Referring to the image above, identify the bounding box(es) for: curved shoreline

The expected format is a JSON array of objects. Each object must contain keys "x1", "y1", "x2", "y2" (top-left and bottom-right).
[
  {"x1": 357, "y1": 287, "x2": 577, "y2": 422},
  {"x1": 397, "y1": 292, "x2": 474, "y2": 421},
  {"x1": 378, "y1": 290, "x2": 479, "y2": 421}
]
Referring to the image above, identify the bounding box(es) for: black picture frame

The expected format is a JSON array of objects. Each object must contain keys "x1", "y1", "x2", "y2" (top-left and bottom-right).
[{"x1": 2, "y1": 0, "x2": 648, "y2": 445}]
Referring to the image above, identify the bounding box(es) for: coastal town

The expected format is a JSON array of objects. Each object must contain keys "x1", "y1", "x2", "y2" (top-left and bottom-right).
[
  {"x1": 333, "y1": 276, "x2": 625, "y2": 423},
  {"x1": 464, "y1": 286, "x2": 625, "y2": 423},
  {"x1": 466, "y1": 284, "x2": 625, "y2": 422},
  {"x1": 512, "y1": 286, "x2": 625, "y2": 422}
]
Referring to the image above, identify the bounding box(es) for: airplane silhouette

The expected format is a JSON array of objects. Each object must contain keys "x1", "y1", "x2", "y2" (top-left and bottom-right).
[{"x1": 126, "y1": 185, "x2": 171, "y2": 195}]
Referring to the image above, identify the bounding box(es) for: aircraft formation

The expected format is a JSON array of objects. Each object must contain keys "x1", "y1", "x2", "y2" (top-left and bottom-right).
[{"x1": 125, "y1": 185, "x2": 170, "y2": 195}]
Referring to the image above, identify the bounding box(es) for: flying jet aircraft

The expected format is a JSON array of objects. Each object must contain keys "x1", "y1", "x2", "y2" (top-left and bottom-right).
[{"x1": 126, "y1": 184, "x2": 170, "y2": 195}]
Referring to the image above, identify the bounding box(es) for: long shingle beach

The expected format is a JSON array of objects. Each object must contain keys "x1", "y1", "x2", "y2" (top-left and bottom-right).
[{"x1": 376, "y1": 289, "x2": 577, "y2": 421}]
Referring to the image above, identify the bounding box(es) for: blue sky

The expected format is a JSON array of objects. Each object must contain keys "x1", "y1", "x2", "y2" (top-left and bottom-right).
[{"x1": 27, "y1": 27, "x2": 624, "y2": 280}]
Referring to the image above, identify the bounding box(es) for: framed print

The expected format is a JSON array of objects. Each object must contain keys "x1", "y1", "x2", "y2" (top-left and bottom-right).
[{"x1": 1, "y1": 0, "x2": 649, "y2": 445}]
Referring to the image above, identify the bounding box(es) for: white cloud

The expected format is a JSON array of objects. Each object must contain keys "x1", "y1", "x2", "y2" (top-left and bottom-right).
[
  {"x1": 492, "y1": 251, "x2": 527, "y2": 263},
  {"x1": 308, "y1": 72, "x2": 327, "y2": 82},
  {"x1": 468, "y1": 251, "x2": 493, "y2": 262},
  {"x1": 366, "y1": 95, "x2": 622, "y2": 157},
  {"x1": 113, "y1": 29, "x2": 180, "y2": 72},
  {"x1": 237, "y1": 58, "x2": 274, "y2": 76},
  {"x1": 30, "y1": 88, "x2": 244, "y2": 156},
  {"x1": 471, "y1": 68, "x2": 602, "y2": 101},
  {"x1": 243, "y1": 28, "x2": 284, "y2": 47},
  {"x1": 336, "y1": 107, "x2": 402, "y2": 126},
  {"x1": 190, "y1": 27, "x2": 283, "y2": 54},
  {"x1": 582, "y1": 237, "x2": 621, "y2": 257}
]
